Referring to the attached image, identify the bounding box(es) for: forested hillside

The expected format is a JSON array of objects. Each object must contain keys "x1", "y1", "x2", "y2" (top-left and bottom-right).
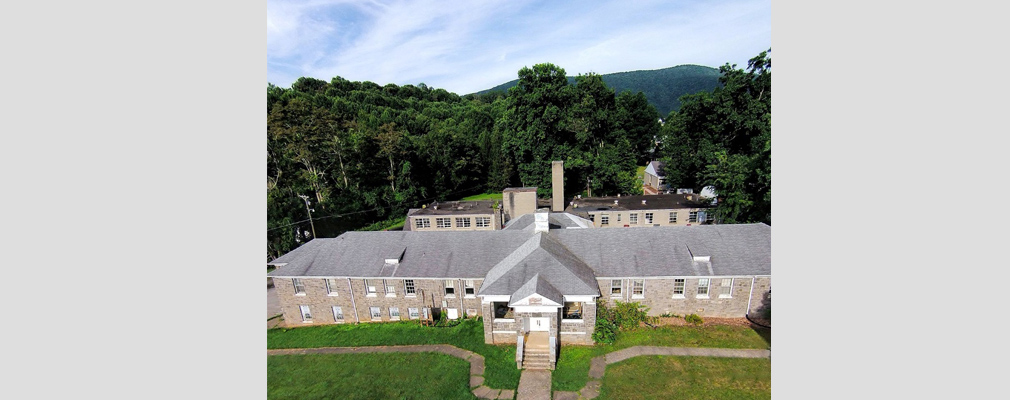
[
  {"x1": 475, "y1": 65, "x2": 721, "y2": 116},
  {"x1": 267, "y1": 65, "x2": 660, "y2": 260},
  {"x1": 267, "y1": 51, "x2": 770, "y2": 261}
]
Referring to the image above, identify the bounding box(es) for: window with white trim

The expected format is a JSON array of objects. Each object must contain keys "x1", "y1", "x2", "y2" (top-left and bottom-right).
[
  {"x1": 415, "y1": 218, "x2": 430, "y2": 229},
  {"x1": 444, "y1": 280, "x2": 455, "y2": 297},
  {"x1": 404, "y1": 279, "x2": 416, "y2": 295},
  {"x1": 476, "y1": 217, "x2": 491, "y2": 228},
  {"x1": 706, "y1": 212, "x2": 715, "y2": 223},
  {"x1": 669, "y1": 212, "x2": 677, "y2": 223},
  {"x1": 365, "y1": 279, "x2": 377, "y2": 295},
  {"x1": 601, "y1": 215, "x2": 609, "y2": 225},
  {"x1": 493, "y1": 302, "x2": 514, "y2": 319},
  {"x1": 697, "y1": 278, "x2": 710, "y2": 297},
  {"x1": 464, "y1": 280, "x2": 475, "y2": 296},
  {"x1": 370, "y1": 306, "x2": 381, "y2": 320},
  {"x1": 611, "y1": 279, "x2": 622, "y2": 297},
  {"x1": 299, "y1": 305, "x2": 312, "y2": 322},
  {"x1": 389, "y1": 307, "x2": 400, "y2": 319},
  {"x1": 332, "y1": 306, "x2": 344, "y2": 321},
  {"x1": 436, "y1": 217, "x2": 451, "y2": 228},
  {"x1": 456, "y1": 217, "x2": 471, "y2": 228},
  {"x1": 645, "y1": 212, "x2": 653, "y2": 224},
  {"x1": 673, "y1": 279, "x2": 685, "y2": 298},
  {"x1": 630, "y1": 213, "x2": 638, "y2": 224},
  {"x1": 689, "y1": 211, "x2": 699, "y2": 223},
  {"x1": 563, "y1": 302, "x2": 583, "y2": 320},
  {"x1": 325, "y1": 278, "x2": 339, "y2": 296},
  {"x1": 408, "y1": 307, "x2": 419, "y2": 319},
  {"x1": 384, "y1": 279, "x2": 396, "y2": 296},
  {"x1": 631, "y1": 279, "x2": 645, "y2": 298},
  {"x1": 719, "y1": 278, "x2": 733, "y2": 298},
  {"x1": 292, "y1": 278, "x2": 305, "y2": 295}
]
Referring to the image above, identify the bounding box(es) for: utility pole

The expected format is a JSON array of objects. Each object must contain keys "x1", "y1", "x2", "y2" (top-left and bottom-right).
[{"x1": 297, "y1": 194, "x2": 317, "y2": 239}]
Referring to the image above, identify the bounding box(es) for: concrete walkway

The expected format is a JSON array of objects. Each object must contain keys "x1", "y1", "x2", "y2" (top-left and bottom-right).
[
  {"x1": 553, "y1": 346, "x2": 771, "y2": 400},
  {"x1": 516, "y1": 369, "x2": 551, "y2": 400},
  {"x1": 267, "y1": 345, "x2": 514, "y2": 400}
]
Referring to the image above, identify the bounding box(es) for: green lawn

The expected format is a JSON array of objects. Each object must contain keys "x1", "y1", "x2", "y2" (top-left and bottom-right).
[
  {"x1": 268, "y1": 352, "x2": 474, "y2": 400},
  {"x1": 598, "y1": 356, "x2": 771, "y2": 400},
  {"x1": 460, "y1": 192, "x2": 503, "y2": 201},
  {"x1": 268, "y1": 318, "x2": 519, "y2": 389},
  {"x1": 553, "y1": 325, "x2": 770, "y2": 391}
]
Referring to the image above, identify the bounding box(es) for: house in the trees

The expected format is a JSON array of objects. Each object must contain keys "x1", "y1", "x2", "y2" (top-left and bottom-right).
[
  {"x1": 404, "y1": 200, "x2": 503, "y2": 231},
  {"x1": 267, "y1": 161, "x2": 770, "y2": 370},
  {"x1": 565, "y1": 193, "x2": 716, "y2": 228},
  {"x1": 642, "y1": 160, "x2": 667, "y2": 194}
]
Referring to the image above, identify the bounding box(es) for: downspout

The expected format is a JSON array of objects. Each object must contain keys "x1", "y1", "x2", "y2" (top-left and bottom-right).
[
  {"x1": 745, "y1": 276, "x2": 756, "y2": 315},
  {"x1": 348, "y1": 278, "x2": 360, "y2": 323}
]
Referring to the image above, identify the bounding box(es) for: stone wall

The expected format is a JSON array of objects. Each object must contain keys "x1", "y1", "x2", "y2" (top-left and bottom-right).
[{"x1": 597, "y1": 277, "x2": 768, "y2": 318}]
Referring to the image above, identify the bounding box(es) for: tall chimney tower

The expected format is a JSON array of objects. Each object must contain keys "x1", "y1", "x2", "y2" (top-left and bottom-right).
[{"x1": 552, "y1": 160, "x2": 563, "y2": 212}]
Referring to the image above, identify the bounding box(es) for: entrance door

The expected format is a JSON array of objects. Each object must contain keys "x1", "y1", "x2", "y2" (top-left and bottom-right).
[{"x1": 530, "y1": 317, "x2": 550, "y2": 331}]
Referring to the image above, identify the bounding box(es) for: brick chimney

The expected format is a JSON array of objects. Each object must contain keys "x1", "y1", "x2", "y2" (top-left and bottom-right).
[{"x1": 552, "y1": 161, "x2": 563, "y2": 212}]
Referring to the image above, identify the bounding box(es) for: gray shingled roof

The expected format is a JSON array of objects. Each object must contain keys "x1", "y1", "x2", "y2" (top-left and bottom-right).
[
  {"x1": 268, "y1": 223, "x2": 771, "y2": 290},
  {"x1": 509, "y1": 274, "x2": 564, "y2": 306},
  {"x1": 551, "y1": 223, "x2": 771, "y2": 277},
  {"x1": 477, "y1": 233, "x2": 601, "y2": 297},
  {"x1": 503, "y1": 212, "x2": 593, "y2": 230}
]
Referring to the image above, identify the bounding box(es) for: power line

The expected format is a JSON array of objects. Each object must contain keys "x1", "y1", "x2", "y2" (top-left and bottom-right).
[{"x1": 267, "y1": 184, "x2": 489, "y2": 232}]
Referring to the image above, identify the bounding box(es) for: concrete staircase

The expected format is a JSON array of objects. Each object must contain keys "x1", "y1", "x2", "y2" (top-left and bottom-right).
[{"x1": 522, "y1": 332, "x2": 553, "y2": 370}]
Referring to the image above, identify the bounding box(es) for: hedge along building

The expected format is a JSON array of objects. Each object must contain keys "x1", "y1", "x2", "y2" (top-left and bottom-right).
[{"x1": 267, "y1": 162, "x2": 771, "y2": 369}]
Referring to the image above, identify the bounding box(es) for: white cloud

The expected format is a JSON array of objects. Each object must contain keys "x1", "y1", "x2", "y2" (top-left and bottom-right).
[{"x1": 267, "y1": 0, "x2": 771, "y2": 94}]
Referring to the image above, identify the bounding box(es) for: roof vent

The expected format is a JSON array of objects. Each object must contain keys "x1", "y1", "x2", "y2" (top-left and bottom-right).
[
  {"x1": 686, "y1": 195, "x2": 693, "y2": 201},
  {"x1": 642, "y1": 200, "x2": 647, "y2": 205},
  {"x1": 614, "y1": 200, "x2": 619, "y2": 205},
  {"x1": 534, "y1": 211, "x2": 549, "y2": 233}
]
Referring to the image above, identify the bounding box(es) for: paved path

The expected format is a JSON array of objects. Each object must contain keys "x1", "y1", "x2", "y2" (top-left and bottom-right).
[
  {"x1": 554, "y1": 346, "x2": 771, "y2": 400},
  {"x1": 516, "y1": 369, "x2": 551, "y2": 400},
  {"x1": 267, "y1": 345, "x2": 513, "y2": 400}
]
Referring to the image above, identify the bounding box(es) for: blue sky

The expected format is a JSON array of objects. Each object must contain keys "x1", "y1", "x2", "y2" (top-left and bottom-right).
[{"x1": 267, "y1": 0, "x2": 770, "y2": 95}]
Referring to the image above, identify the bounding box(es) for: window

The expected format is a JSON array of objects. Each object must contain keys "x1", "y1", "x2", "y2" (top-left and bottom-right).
[
  {"x1": 617, "y1": 214, "x2": 622, "y2": 222},
  {"x1": 493, "y1": 302, "x2": 514, "y2": 319},
  {"x1": 299, "y1": 305, "x2": 312, "y2": 322},
  {"x1": 464, "y1": 280, "x2": 475, "y2": 296},
  {"x1": 669, "y1": 212, "x2": 678, "y2": 224},
  {"x1": 444, "y1": 279, "x2": 455, "y2": 297},
  {"x1": 719, "y1": 278, "x2": 733, "y2": 298},
  {"x1": 326, "y1": 278, "x2": 339, "y2": 296},
  {"x1": 370, "y1": 307, "x2": 381, "y2": 320},
  {"x1": 588, "y1": 214, "x2": 595, "y2": 223},
  {"x1": 697, "y1": 278, "x2": 710, "y2": 298},
  {"x1": 706, "y1": 212, "x2": 715, "y2": 223},
  {"x1": 630, "y1": 213, "x2": 638, "y2": 224},
  {"x1": 365, "y1": 279, "x2": 377, "y2": 295},
  {"x1": 404, "y1": 279, "x2": 416, "y2": 295},
  {"x1": 292, "y1": 278, "x2": 305, "y2": 295},
  {"x1": 332, "y1": 306, "x2": 344, "y2": 321},
  {"x1": 456, "y1": 217, "x2": 471, "y2": 228},
  {"x1": 689, "y1": 211, "x2": 699, "y2": 223},
  {"x1": 436, "y1": 217, "x2": 451, "y2": 228},
  {"x1": 632, "y1": 279, "x2": 645, "y2": 298},
  {"x1": 611, "y1": 279, "x2": 622, "y2": 297},
  {"x1": 384, "y1": 279, "x2": 396, "y2": 296},
  {"x1": 673, "y1": 279, "x2": 686, "y2": 298},
  {"x1": 389, "y1": 307, "x2": 400, "y2": 319},
  {"x1": 563, "y1": 302, "x2": 583, "y2": 320},
  {"x1": 601, "y1": 215, "x2": 609, "y2": 225},
  {"x1": 645, "y1": 213, "x2": 653, "y2": 224},
  {"x1": 415, "y1": 218, "x2": 430, "y2": 229},
  {"x1": 408, "y1": 307, "x2": 420, "y2": 319},
  {"x1": 476, "y1": 217, "x2": 491, "y2": 228}
]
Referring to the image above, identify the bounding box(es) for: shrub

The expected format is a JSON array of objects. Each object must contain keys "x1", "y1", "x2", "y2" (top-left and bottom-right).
[
  {"x1": 592, "y1": 317, "x2": 617, "y2": 344},
  {"x1": 685, "y1": 314, "x2": 703, "y2": 325},
  {"x1": 660, "y1": 312, "x2": 679, "y2": 318}
]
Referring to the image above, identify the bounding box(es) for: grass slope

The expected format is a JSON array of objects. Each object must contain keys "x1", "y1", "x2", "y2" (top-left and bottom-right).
[
  {"x1": 599, "y1": 356, "x2": 771, "y2": 400},
  {"x1": 267, "y1": 318, "x2": 520, "y2": 389},
  {"x1": 553, "y1": 325, "x2": 769, "y2": 391},
  {"x1": 268, "y1": 352, "x2": 473, "y2": 400}
]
